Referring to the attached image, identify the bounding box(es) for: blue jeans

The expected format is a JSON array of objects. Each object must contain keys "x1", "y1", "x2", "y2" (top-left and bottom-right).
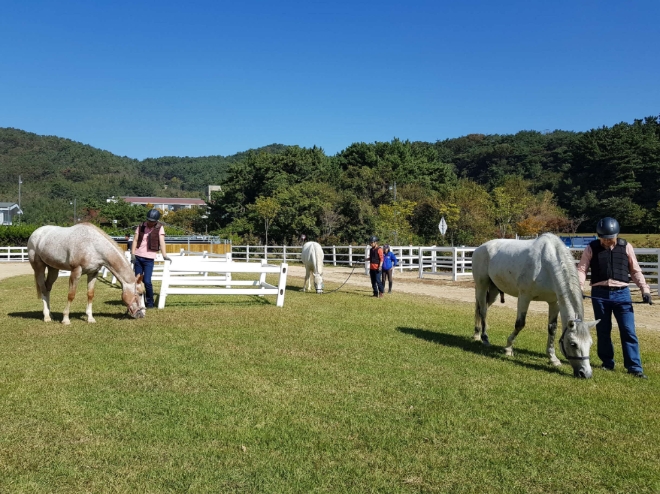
[
  {"x1": 369, "y1": 269, "x2": 384, "y2": 296},
  {"x1": 133, "y1": 256, "x2": 155, "y2": 307},
  {"x1": 590, "y1": 286, "x2": 643, "y2": 373}
]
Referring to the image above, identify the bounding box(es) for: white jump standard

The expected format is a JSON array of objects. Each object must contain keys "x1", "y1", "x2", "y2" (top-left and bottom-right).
[{"x1": 157, "y1": 257, "x2": 288, "y2": 308}]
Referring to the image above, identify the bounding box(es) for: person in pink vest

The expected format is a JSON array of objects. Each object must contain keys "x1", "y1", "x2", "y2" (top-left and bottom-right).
[{"x1": 131, "y1": 209, "x2": 171, "y2": 308}]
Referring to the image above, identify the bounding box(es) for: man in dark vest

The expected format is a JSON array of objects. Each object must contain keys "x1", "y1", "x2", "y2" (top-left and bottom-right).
[
  {"x1": 366, "y1": 236, "x2": 384, "y2": 298},
  {"x1": 131, "y1": 209, "x2": 171, "y2": 308},
  {"x1": 577, "y1": 217, "x2": 652, "y2": 378}
]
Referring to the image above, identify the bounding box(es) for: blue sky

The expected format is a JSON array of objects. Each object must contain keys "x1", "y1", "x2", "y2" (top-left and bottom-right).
[{"x1": 1, "y1": 0, "x2": 658, "y2": 160}]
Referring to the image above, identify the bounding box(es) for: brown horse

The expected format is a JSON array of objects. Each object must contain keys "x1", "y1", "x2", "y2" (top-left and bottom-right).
[{"x1": 28, "y1": 223, "x2": 145, "y2": 324}]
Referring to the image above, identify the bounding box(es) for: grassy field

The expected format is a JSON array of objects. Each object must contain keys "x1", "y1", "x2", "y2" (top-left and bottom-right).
[{"x1": 0, "y1": 273, "x2": 659, "y2": 493}]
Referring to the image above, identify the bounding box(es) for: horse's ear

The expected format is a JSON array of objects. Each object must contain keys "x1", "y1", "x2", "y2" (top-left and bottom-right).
[
  {"x1": 136, "y1": 274, "x2": 143, "y2": 284},
  {"x1": 587, "y1": 320, "x2": 600, "y2": 329}
]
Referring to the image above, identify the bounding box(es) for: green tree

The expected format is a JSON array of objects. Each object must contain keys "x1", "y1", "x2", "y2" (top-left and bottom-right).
[{"x1": 250, "y1": 196, "x2": 281, "y2": 245}]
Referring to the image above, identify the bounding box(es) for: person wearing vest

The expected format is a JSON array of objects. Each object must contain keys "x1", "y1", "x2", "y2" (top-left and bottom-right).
[
  {"x1": 382, "y1": 244, "x2": 398, "y2": 293},
  {"x1": 577, "y1": 217, "x2": 652, "y2": 379},
  {"x1": 131, "y1": 209, "x2": 171, "y2": 308},
  {"x1": 367, "y1": 236, "x2": 384, "y2": 298}
]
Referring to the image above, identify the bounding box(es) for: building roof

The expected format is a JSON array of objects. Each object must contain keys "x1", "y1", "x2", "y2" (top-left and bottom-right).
[
  {"x1": 0, "y1": 202, "x2": 20, "y2": 209},
  {"x1": 120, "y1": 196, "x2": 207, "y2": 206}
]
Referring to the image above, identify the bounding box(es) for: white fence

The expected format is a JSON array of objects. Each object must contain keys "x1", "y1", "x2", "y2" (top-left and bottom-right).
[
  {"x1": 4, "y1": 243, "x2": 659, "y2": 294},
  {"x1": 0, "y1": 246, "x2": 28, "y2": 262},
  {"x1": 158, "y1": 257, "x2": 288, "y2": 308}
]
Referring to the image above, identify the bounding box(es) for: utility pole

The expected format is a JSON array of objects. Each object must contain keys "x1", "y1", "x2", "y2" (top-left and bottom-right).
[
  {"x1": 18, "y1": 175, "x2": 22, "y2": 225},
  {"x1": 70, "y1": 198, "x2": 77, "y2": 224}
]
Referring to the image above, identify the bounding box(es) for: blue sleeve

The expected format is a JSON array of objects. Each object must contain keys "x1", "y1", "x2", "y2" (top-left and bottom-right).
[{"x1": 391, "y1": 252, "x2": 398, "y2": 266}]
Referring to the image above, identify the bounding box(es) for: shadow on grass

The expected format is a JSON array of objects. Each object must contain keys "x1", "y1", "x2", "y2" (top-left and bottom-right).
[
  {"x1": 397, "y1": 326, "x2": 565, "y2": 375},
  {"x1": 8, "y1": 311, "x2": 129, "y2": 321},
  {"x1": 155, "y1": 296, "x2": 272, "y2": 308}
]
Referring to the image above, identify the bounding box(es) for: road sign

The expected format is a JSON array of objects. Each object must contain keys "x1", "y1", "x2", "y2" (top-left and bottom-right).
[{"x1": 439, "y1": 217, "x2": 447, "y2": 236}]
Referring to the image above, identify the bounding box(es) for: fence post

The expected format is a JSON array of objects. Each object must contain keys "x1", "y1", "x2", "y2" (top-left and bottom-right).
[
  {"x1": 264, "y1": 245, "x2": 268, "y2": 262},
  {"x1": 283, "y1": 245, "x2": 287, "y2": 263},
  {"x1": 364, "y1": 246, "x2": 369, "y2": 275},
  {"x1": 332, "y1": 246, "x2": 337, "y2": 266},
  {"x1": 452, "y1": 247, "x2": 459, "y2": 282},
  {"x1": 349, "y1": 245, "x2": 353, "y2": 267},
  {"x1": 398, "y1": 247, "x2": 403, "y2": 273},
  {"x1": 418, "y1": 249, "x2": 424, "y2": 279},
  {"x1": 431, "y1": 246, "x2": 437, "y2": 273},
  {"x1": 246, "y1": 245, "x2": 250, "y2": 262},
  {"x1": 657, "y1": 249, "x2": 660, "y2": 296}
]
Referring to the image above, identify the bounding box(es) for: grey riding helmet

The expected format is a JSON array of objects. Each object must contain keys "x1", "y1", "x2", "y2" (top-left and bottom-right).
[
  {"x1": 368, "y1": 236, "x2": 379, "y2": 244},
  {"x1": 146, "y1": 209, "x2": 161, "y2": 222},
  {"x1": 596, "y1": 217, "x2": 620, "y2": 238}
]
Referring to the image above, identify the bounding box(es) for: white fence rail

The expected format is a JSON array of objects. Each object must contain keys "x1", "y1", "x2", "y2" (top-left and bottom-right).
[
  {"x1": 0, "y1": 246, "x2": 28, "y2": 262},
  {"x1": 158, "y1": 258, "x2": 288, "y2": 308},
  {"x1": 4, "y1": 243, "x2": 660, "y2": 294}
]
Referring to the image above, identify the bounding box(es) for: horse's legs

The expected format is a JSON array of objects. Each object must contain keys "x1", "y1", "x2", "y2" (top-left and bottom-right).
[
  {"x1": 545, "y1": 301, "x2": 562, "y2": 366},
  {"x1": 32, "y1": 259, "x2": 53, "y2": 322},
  {"x1": 303, "y1": 267, "x2": 311, "y2": 292},
  {"x1": 85, "y1": 272, "x2": 99, "y2": 323},
  {"x1": 62, "y1": 266, "x2": 82, "y2": 325},
  {"x1": 504, "y1": 296, "x2": 531, "y2": 356},
  {"x1": 474, "y1": 280, "x2": 498, "y2": 344}
]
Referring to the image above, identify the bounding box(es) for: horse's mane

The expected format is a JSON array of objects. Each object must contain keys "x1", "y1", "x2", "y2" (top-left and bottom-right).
[
  {"x1": 539, "y1": 233, "x2": 584, "y2": 318},
  {"x1": 87, "y1": 224, "x2": 126, "y2": 258}
]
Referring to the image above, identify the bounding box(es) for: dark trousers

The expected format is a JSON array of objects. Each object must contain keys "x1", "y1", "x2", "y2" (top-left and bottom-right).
[
  {"x1": 133, "y1": 256, "x2": 155, "y2": 307},
  {"x1": 590, "y1": 286, "x2": 643, "y2": 373},
  {"x1": 383, "y1": 268, "x2": 393, "y2": 292},
  {"x1": 369, "y1": 269, "x2": 384, "y2": 296}
]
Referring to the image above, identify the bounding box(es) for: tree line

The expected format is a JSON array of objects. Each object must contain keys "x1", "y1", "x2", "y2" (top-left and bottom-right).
[{"x1": 1, "y1": 116, "x2": 659, "y2": 246}]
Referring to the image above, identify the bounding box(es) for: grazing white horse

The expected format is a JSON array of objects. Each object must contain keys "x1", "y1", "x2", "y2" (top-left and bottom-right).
[
  {"x1": 301, "y1": 241, "x2": 324, "y2": 293},
  {"x1": 472, "y1": 233, "x2": 598, "y2": 378},
  {"x1": 28, "y1": 223, "x2": 145, "y2": 324}
]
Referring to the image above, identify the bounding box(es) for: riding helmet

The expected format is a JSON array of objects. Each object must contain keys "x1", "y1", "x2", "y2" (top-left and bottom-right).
[
  {"x1": 368, "y1": 235, "x2": 379, "y2": 244},
  {"x1": 596, "y1": 217, "x2": 620, "y2": 238},
  {"x1": 146, "y1": 209, "x2": 161, "y2": 222}
]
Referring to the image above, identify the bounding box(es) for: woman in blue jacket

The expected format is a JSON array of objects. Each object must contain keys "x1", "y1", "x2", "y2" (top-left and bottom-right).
[{"x1": 382, "y1": 245, "x2": 398, "y2": 293}]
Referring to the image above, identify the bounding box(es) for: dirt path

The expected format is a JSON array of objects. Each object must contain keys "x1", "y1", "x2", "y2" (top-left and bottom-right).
[
  {"x1": 3, "y1": 262, "x2": 657, "y2": 331},
  {"x1": 288, "y1": 265, "x2": 659, "y2": 331},
  {"x1": 0, "y1": 262, "x2": 34, "y2": 281}
]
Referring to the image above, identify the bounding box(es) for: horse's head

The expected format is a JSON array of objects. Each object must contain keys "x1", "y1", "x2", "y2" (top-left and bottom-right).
[
  {"x1": 313, "y1": 273, "x2": 324, "y2": 294},
  {"x1": 560, "y1": 319, "x2": 598, "y2": 378},
  {"x1": 122, "y1": 274, "x2": 146, "y2": 319}
]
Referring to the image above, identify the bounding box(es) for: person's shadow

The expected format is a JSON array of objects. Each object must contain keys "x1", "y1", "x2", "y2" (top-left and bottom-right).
[{"x1": 397, "y1": 326, "x2": 565, "y2": 375}]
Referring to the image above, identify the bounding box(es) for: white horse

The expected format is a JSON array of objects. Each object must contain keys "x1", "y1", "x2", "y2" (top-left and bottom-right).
[
  {"x1": 472, "y1": 233, "x2": 598, "y2": 378},
  {"x1": 301, "y1": 241, "x2": 324, "y2": 293},
  {"x1": 28, "y1": 223, "x2": 145, "y2": 324}
]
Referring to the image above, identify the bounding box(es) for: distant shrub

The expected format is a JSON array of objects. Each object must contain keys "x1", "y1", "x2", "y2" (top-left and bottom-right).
[{"x1": 0, "y1": 224, "x2": 40, "y2": 246}]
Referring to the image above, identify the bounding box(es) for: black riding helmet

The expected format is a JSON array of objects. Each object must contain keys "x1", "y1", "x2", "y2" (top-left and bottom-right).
[
  {"x1": 368, "y1": 235, "x2": 379, "y2": 244},
  {"x1": 596, "y1": 217, "x2": 620, "y2": 239},
  {"x1": 146, "y1": 209, "x2": 161, "y2": 222}
]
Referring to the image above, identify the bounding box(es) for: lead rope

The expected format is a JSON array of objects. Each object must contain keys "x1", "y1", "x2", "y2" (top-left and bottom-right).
[{"x1": 320, "y1": 265, "x2": 359, "y2": 295}]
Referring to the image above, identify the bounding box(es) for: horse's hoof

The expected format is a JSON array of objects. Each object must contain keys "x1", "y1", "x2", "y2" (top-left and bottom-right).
[
  {"x1": 550, "y1": 359, "x2": 562, "y2": 367},
  {"x1": 62, "y1": 320, "x2": 71, "y2": 326},
  {"x1": 481, "y1": 334, "x2": 490, "y2": 346},
  {"x1": 87, "y1": 318, "x2": 96, "y2": 324},
  {"x1": 504, "y1": 348, "x2": 514, "y2": 357}
]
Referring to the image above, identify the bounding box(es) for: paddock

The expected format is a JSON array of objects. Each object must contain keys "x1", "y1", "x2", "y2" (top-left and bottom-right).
[{"x1": 0, "y1": 270, "x2": 658, "y2": 492}]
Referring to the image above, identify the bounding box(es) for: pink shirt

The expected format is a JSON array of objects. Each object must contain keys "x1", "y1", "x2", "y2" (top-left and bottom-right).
[
  {"x1": 133, "y1": 224, "x2": 165, "y2": 260},
  {"x1": 577, "y1": 242, "x2": 649, "y2": 293}
]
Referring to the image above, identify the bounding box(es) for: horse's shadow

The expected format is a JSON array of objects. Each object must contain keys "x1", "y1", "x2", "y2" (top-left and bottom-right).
[
  {"x1": 8, "y1": 311, "x2": 129, "y2": 321},
  {"x1": 397, "y1": 326, "x2": 565, "y2": 375}
]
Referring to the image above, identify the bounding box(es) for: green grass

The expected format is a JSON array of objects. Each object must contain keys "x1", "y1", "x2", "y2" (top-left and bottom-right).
[{"x1": 1, "y1": 273, "x2": 659, "y2": 493}]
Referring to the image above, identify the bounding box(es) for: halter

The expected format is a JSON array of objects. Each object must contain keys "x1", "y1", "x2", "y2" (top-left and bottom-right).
[{"x1": 559, "y1": 319, "x2": 590, "y2": 361}]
